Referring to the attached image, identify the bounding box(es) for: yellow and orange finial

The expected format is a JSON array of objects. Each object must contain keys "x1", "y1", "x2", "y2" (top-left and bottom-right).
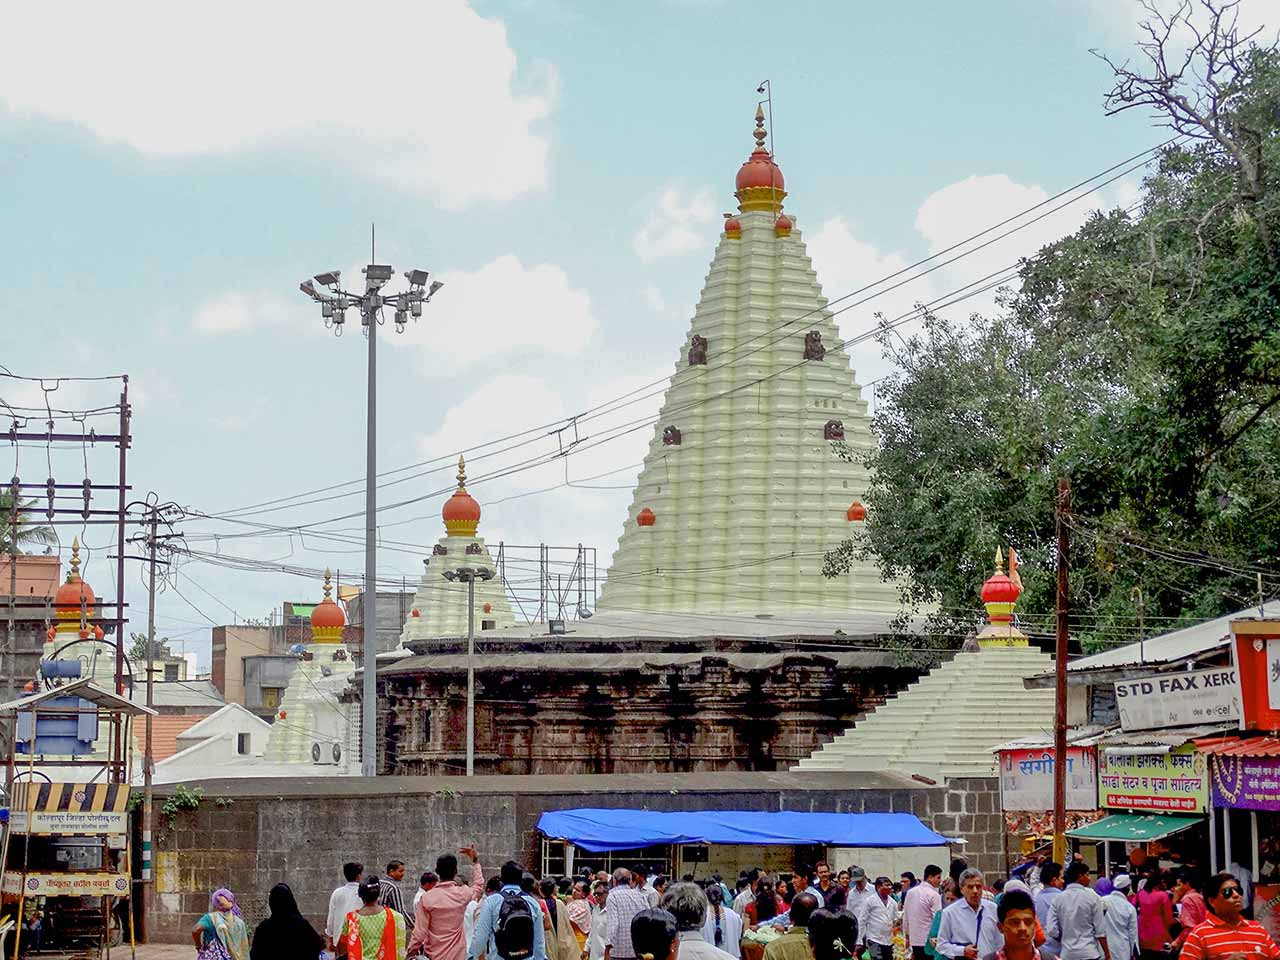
[
  {"x1": 54, "y1": 537, "x2": 97, "y2": 636},
  {"x1": 735, "y1": 104, "x2": 786, "y2": 214},
  {"x1": 977, "y1": 546, "x2": 1027, "y2": 647},
  {"x1": 442, "y1": 455, "x2": 482, "y2": 537},
  {"x1": 310, "y1": 567, "x2": 346, "y2": 643}
]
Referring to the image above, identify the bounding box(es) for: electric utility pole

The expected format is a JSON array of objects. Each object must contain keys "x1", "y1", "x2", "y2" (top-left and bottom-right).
[
  {"x1": 1053, "y1": 477, "x2": 1071, "y2": 864},
  {"x1": 298, "y1": 232, "x2": 443, "y2": 777},
  {"x1": 124, "y1": 496, "x2": 182, "y2": 942}
]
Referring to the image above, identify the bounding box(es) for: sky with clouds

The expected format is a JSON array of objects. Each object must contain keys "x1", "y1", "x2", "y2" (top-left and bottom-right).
[{"x1": 1, "y1": 0, "x2": 1272, "y2": 668}]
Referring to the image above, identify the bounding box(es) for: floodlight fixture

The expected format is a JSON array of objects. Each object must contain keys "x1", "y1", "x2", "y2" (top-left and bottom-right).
[
  {"x1": 321, "y1": 301, "x2": 334, "y2": 318},
  {"x1": 548, "y1": 619, "x2": 567, "y2": 635},
  {"x1": 363, "y1": 264, "x2": 394, "y2": 282},
  {"x1": 475, "y1": 568, "x2": 494, "y2": 582},
  {"x1": 428, "y1": 280, "x2": 444, "y2": 298},
  {"x1": 405, "y1": 269, "x2": 430, "y2": 287},
  {"x1": 411, "y1": 300, "x2": 423, "y2": 318},
  {"x1": 300, "y1": 280, "x2": 318, "y2": 298},
  {"x1": 314, "y1": 270, "x2": 341, "y2": 287}
]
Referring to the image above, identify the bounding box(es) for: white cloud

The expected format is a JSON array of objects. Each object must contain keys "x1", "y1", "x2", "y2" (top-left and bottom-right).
[
  {"x1": 192, "y1": 292, "x2": 293, "y2": 336},
  {"x1": 416, "y1": 374, "x2": 568, "y2": 463},
  {"x1": 403, "y1": 254, "x2": 596, "y2": 366},
  {"x1": 0, "y1": 0, "x2": 555, "y2": 208},
  {"x1": 632, "y1": 185, "x2": 719, "y2": 262}
]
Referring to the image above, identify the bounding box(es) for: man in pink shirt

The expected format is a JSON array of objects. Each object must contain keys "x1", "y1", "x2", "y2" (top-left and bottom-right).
[
  {"x1": 904, "y1": 865, "x2": 945, "y2": 960},
  {"x1": 409, "y1": 845, "x2": 485, "y2": 960}
]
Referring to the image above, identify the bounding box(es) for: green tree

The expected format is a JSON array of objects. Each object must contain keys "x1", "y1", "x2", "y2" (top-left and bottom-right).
[
  {"x1": 826, "y1": 3, "x2": 1280, "y2": 653},
  {"x1": 0, "y1": 491, "x2": 57, "y2": 555}
]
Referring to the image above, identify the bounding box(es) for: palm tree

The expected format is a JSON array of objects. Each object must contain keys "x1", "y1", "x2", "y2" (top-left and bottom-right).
[{"x1": 0, "y1": 491, "x2": 57, "y2": 555}]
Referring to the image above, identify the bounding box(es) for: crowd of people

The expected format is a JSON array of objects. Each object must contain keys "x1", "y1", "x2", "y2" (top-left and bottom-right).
[{"x1": 183, "y1": 852, "x2": 1280, "y2": 960}]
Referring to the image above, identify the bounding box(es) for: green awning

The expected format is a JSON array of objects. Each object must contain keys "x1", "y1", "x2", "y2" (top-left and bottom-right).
[
  {"x1": 289, "y1": 603, "x2": 316, "y2": 617},
  {"x1": 1066, "y1": 813, "x2": 1201, "y2": 842}
]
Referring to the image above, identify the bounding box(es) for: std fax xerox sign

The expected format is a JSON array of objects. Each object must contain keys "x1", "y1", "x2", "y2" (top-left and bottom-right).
[{"x1": 1115, "y1": 666, "x2": 1240, "y2": 733}]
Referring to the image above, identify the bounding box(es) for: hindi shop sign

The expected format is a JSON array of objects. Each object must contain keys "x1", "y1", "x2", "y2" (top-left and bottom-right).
[
  {"x1": 0, "y1": 872, "x2": 130, "y2": 897},
  {"x1": 999, "y1": 747, "x2": 1098, "y2": 811},
  {"x1": 1212, "y1": 753, "x2": 1280, "y2": 812},
  {"x1": 1115, "y1": 666, "x2": 1240, "y2": 732},
  {"x1": 1098, "y1": 744, "x2": 1209, "y2": 813},
  {"x1": 9, "y1": 809, "x2": 127, "y2": 835}
]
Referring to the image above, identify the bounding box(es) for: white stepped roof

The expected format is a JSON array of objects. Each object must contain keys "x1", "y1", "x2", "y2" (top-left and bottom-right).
[{"x1": 794, "y1": 646, "x2": 1058, "y2": 781}]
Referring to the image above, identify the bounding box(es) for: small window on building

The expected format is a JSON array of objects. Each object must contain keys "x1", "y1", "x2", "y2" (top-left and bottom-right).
[
  {"x1": 164, "y1": 663, "x2": 179, "y2": 681},
  {"x1": 263, "y1": 688, "x2": 281, "y2": 709},
  {"x1": 482, "y1": 619, "x2": 496, "y2": 631},
  {"x1": 236, "y1": 733, "x2": 250, "y2": 755}
]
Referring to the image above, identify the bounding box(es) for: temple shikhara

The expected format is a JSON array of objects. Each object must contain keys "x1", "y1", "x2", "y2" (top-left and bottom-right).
[{"x1": 598, "y1": 104, "x2": 901, "y2": 617}]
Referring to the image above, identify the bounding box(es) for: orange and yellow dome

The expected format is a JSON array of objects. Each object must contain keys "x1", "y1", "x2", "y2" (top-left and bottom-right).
[
  {"x1": 310, "y1": 567, "x2": 346, "y2": 643},
  {"x1": 735, "y1": 104, "x2": 787, "y2": 213},
  {"x1": 443, "y1": 455, "x2": 482, "y2": 537},
  {"x1": 54, "y1": 538, "x2": 97, "y2": 636}
]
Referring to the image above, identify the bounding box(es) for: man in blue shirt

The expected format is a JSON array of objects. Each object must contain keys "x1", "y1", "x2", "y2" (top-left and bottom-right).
[{"x1": 467, "y1": 860, "x2": 547, "y2": 960}]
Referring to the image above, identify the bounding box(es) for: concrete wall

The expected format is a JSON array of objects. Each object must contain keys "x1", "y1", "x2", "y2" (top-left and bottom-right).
[
  {"x1": 147, "y1": 771, "x2": 1009, "y2": 943},
  {"x1": 242, "y1": 655, "x2": 297, "y2": 717}
]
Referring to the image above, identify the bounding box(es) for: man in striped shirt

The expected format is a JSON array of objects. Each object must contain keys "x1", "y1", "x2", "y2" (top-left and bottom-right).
[{"x1": 1180, "y1": 873, "x2": 1279, "y2": 960}]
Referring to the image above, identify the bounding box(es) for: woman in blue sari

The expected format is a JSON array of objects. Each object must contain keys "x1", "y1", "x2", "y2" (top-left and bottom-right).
[{"x1": 192, "y1": 888, "x2": 251, "y2": 960}]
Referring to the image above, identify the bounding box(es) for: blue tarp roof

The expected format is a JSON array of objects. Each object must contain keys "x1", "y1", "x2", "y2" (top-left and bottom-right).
[{"x1": 537, "y1": 808, "x2": 952, "y2": 852}]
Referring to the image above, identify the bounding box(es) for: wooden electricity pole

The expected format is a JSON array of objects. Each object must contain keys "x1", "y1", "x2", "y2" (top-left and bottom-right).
[{"x1": 1053, "y1": 477, "x2": 1071, "y2": 864}]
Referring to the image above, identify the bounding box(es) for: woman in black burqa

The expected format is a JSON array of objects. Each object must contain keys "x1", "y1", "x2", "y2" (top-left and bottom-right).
[{"x1": 250, "y1": 882, "x2": 325, "y2": 960}]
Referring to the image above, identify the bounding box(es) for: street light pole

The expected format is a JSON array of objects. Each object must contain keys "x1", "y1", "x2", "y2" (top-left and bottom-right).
[
  {"x1": 444, "y1": 565, "x2": 493, "y2": 776},
  {"x1": 300, "y1": 257, "x2": 443, "y2": 778},
  {"x1": 466, "y1": 574, "x2": 475, "y2": 776}
]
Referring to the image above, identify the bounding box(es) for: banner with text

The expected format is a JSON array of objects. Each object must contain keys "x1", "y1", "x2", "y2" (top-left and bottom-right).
[
  {"x1": 1211, "y1": 753, "x2": 1280, "y2": 811},
  {"x1": 1115, "y1": 666, "x2": 1240, "y2": 732},
  {"x1": 1098, "y1": 745, "x2": 1209, "y2": 812},
  {"x1": 999, "y1": 747, "x2": 1098, "y2": 811},
  {"x1": 1, "y1": 872, "x2": 130, "y2": 896}
]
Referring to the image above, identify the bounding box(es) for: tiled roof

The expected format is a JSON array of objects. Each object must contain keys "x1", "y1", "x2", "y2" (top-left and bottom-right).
[
  {"x1": 149, "y1": 715, "x2": 205, "y2": 761},
  {"x1": 1194, "y1": 734, "x2": 1280, "y2": 757}
]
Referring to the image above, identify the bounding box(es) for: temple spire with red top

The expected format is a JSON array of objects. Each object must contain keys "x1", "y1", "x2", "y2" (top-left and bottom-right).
[
  {"x1": 53, "y1": 537, "x2": 97, "y2": 638},
  {"x1": 734, "y1": 104, "x2": 787, "y2": 213},
  {"x1": 310, "y1": 567, "x2": 346, "y2": 643},
  {"x1": 978, "y1": 546, "x2": 1027, "y2": 647}
]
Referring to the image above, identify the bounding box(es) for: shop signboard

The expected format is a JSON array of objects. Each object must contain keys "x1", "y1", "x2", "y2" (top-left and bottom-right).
[
  {"x1": 1098, "y1": 744, "x2": 1208, "y2": 812},
  {"x1": 1115, "y1": 667, "x2": 1240, "y2": 732},
  {"x1": 1231, "y1": 621, "x2": 1280, "y2": 730},
  {"x1": 0, "y1": 872, "x2": 130, "y2": 896},
  {"x1": 9, "y1": 808, "x2": 128, "y2": 834},
  {"x1": 1211, "y1": 753, "x2": 1280, "y2": 811},
  {"x1": 999, "y1": 747, "x2": 1097, "y2": 811}
]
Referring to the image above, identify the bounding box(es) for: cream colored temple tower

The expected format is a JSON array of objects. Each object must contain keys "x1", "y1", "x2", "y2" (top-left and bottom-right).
[
  {"x1": 597, "y1": 107, "x2": 903, "y2": 616},
  {"x1": 398, "y1": 456, "x2": 516, "y2": 645},
  {"x1": 262, "y1": 569, "x2": 359, "y2": 768}
]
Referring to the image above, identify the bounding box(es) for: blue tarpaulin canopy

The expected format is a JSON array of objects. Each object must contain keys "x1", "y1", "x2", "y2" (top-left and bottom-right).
[{"x1": 537, "y1": 808, "x2": 952, "y2": 853}]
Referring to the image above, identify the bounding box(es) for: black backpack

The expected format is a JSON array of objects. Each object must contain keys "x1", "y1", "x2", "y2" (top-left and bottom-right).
[{"x1": 494, "y1": 890, "x2": 536, "y2": 960}]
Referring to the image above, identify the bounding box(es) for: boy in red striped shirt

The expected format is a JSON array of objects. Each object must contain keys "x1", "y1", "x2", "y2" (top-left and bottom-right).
[{"x1": 1180, "y1": 873, "x2": 1279, "y2": 960}]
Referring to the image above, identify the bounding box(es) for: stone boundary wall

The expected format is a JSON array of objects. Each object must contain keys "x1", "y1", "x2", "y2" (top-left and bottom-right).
[{"x1": 148, "y1": 774, "x2": 1006, "y2": 942}]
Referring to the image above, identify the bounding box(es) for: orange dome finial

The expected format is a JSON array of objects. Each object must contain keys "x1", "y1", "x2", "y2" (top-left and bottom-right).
[
  {"x1": 443, "y1": 455, "x2": 482, "y2": 537},
  {"x1": 735, "y1": 103, "x2": 786, "y2": 214},
  {"x1": 54, "y1": 537, "x2": 97, "y2": 636},
  {"x1": 310, "y1": 567, "x2": 346, "y2": 642},
  {"x1": 978, "y1": 545, "x2": 1027, "y2": 647}
]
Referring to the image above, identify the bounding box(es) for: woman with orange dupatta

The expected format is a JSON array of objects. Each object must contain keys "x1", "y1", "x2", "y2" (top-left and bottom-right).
[{"x1": 339, "y1": 875, "x2": 408, "y2": 959}]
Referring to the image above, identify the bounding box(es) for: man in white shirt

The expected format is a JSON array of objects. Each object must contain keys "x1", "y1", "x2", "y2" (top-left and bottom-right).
[
  {"x1": 904, "y1": 865, "x2": 945, "y2": 960},
  {"x1": 845, "y1": 868, "x2": 879, "y2": 926},
  {"x1": 1046, "y1": 862, "x2": 1109, "y2": 960},
  {"x1": 326, "y1": 861, "x2": 364, "y2": 954},
  {"x1": 661, "y1": 883, "x2": 736, "y2": 960},
  {"x1": 733, "y1": 871, "x2": 759, "y2": 917},
  {"x1": 413, "y1": 870, "x2": 439, "y2": 910},
  {"x1": 936, "y1": 868, "x2": 1003, "y2": 960},
  {"x1": 860, "y1": 876, "x2": 902, "y2": 960}
]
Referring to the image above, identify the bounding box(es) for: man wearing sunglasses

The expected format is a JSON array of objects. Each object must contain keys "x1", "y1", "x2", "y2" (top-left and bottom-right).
[{"x1": 1179, "y1": 873, "x2": 1280, "y2": 960}]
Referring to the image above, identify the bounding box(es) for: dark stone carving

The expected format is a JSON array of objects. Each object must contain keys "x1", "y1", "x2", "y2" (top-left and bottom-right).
[
  {"x1": 804, "y1": 331, "x2": 826, "y2": 361},
  {"x1": 824, "y1": 419, "x2": 844, "y2": 440},
  {"x1": 662, "y1": 426, "x2": 682, "y2": 446},
  {"x1": 465, "y1": 543, "x2": 483, "y2": 555},
  {"x1": 432, "y1": 544, "x2": 447, "y2": 556},
  {"x1": 688, "y1": 335, "x2": 708, "y2": 366},
  {"x1": 333, "y1": 649, "x2": 348, "y2": 661}
]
